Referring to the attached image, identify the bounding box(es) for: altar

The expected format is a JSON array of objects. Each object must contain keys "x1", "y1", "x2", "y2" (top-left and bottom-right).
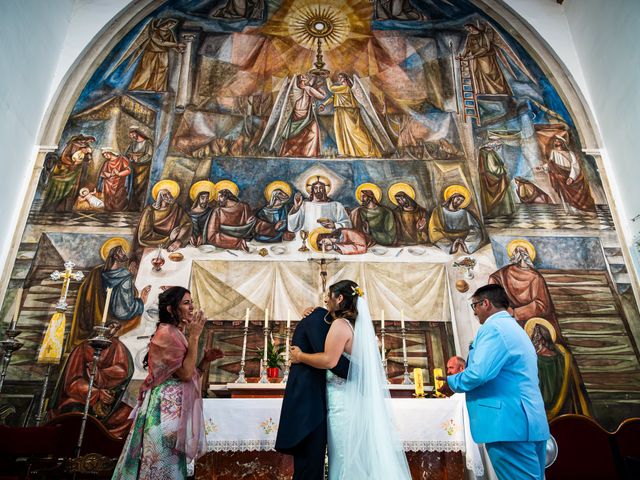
[{"x1": 195, "y1": 396, "x2": 486, "y2": 480}]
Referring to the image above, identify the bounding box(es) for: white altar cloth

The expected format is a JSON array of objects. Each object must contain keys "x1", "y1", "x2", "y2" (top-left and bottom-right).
[{"x1": 202, "y1": 395, "x2": 484, "y2": 477}]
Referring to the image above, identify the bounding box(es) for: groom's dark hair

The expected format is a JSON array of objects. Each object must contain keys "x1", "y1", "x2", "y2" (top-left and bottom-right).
[{"x1": 328, "y1": 280, "x2": 359, "y2": 324}]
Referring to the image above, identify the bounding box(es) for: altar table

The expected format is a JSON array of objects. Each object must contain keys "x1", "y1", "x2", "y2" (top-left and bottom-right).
[{"x1": 196, "y1": 396, "x2": 485, "y2": 480}]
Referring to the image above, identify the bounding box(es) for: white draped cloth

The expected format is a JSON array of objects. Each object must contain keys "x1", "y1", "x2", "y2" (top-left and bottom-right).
[
  {"x1": 287, "y1": 200, "x2": 352, "y2": 233},
  {"x1": 202, "y1": 396, "x2": 485, "y2": 477}
]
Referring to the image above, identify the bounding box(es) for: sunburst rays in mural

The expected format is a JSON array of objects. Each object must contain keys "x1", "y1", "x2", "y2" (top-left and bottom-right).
[{"x1": 287, "y1": 4, "x2": 350, "y2": 51}]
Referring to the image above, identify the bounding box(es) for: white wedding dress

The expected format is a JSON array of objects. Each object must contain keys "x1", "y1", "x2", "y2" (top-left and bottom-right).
[{"x1": 326, "y1": 296, "x2": 411, "y2": 479}]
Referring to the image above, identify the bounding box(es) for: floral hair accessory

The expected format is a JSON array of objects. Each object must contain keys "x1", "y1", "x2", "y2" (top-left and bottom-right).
[{"x1": 352, "y1": 286, "x2": 364, "y2": 297}]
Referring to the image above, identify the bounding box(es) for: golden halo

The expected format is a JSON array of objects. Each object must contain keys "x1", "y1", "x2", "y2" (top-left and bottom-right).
[
  {"x1": 525, "y1": 317, "x2": 556, "y2": 343},
  {"x1": 507, "y1": 239, "x2": 537, "y2": 262},
  {"x1": 264, "y1": 181, "x2": 293, "y2": 202},
  {"x1": 443, "y1": 185, "x2": 471, "y2": 209},
  {"x1": 100, "y1": 237, "x2": 130, "y2": 261},
  {"x1": 288, "y1": 4, "x2": 350, "y2": 51},
  {"x1": 308, "y1": 227, "x2": 333, "y2": 252},
  {"x1": 355, "y1": 183, "x2": 382, "y2": 204},
  {"x1": 388, "y1": 182, "x2": 416, "y2": 205},
  {"x1": 215, "y1": 180, "x2": 240, "y2": 197},
  {"x1": 152, "y1": 180, "x2": 180, "y2": 201},
  {"x1": 305, "y1": 175, "x2": 332, "y2": 195},
  {"x1": 189, "y1": 180, "x2": 216, "y2": 202}
]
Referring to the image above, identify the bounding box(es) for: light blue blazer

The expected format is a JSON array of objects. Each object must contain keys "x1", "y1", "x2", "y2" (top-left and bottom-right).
[{"x1": 448, "y1": 311, "x2": 550, "y2": 444}]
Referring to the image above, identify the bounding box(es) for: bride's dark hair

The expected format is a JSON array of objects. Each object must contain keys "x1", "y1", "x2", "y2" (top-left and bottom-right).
[{"x1": 328, "y1": 280, "x2": 359, "y2": 324}]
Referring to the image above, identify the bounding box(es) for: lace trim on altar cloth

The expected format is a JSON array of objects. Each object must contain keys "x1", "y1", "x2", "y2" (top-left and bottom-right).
[
  {"x1": 206, "y1": 440, "x2": 277, "y2": 452},
  {"x1": 402, "y1": 440, "x2": 465, "y2": 452}
]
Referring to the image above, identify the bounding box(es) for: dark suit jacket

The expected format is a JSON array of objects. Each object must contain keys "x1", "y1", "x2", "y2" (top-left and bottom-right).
[{"x1": 275, "y1": 307, "x2": 350, "y2": 453}]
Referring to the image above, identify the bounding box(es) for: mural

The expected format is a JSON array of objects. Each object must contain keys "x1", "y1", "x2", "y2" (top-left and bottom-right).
[{"x1": 1, "y1": 0, "x2": 639, "y2": 433}]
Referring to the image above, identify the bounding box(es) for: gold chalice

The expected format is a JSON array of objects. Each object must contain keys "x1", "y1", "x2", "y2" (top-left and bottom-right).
[{"x1": 299, "y1": 230, "x2": 310, "y2": 252}]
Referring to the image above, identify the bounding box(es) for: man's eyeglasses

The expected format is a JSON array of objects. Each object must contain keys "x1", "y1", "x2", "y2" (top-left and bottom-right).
[{"x1": 470, "y1": 300, "x2": 484, "y2": 310}]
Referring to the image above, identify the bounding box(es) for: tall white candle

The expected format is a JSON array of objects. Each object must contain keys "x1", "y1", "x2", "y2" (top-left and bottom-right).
[
  {"x1": 287, "y1": 310, "x2": 291, "y2": 329},
  {"x1": 263, "y1": 309, "x2": 269, "y2": 363},
  {"x1": 9, "y1": 288, "x2": 23, "y2": 331},
  {"x1": 244, "y1": 308, "x2": 250, "y2": 328},
  {"x1": 285, "y1": 310, "x2": 291, "y2": 364},
  {"x1": 101, "y1": 288, "x2": 113, "y2": 325},
  {"x1": 265, "y1": 309, "x2": 269, "y2": 329},
  {"x1": 381, "y1": 309, "x2": 385, "y2": 329},
  {"x1": 401, "y1": 310, "x2": 405, "y2": 329}
]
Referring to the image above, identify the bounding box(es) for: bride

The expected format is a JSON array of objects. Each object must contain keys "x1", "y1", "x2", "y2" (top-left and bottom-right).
[{"x1": 290, "y1": 280, "x2": 411, "y2": 479}]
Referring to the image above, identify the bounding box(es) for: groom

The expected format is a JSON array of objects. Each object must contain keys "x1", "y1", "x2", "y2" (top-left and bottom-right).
[{"x1": 275, "y1": 307, "x2": 350, "y2": 479}]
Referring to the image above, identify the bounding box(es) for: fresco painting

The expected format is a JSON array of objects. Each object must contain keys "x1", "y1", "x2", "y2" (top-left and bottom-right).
[{"x1": 1, "y1": 0, "x2": 639, "y2": 433}]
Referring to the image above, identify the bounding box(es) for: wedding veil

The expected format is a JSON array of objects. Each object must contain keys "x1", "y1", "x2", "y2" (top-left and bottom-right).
[{"x1": 340, "y1": 296, "x2": 411, "y2": 479}]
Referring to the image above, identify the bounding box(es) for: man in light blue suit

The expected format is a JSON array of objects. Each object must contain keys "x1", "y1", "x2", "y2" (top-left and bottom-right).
[{"x1": 447, "y1": 284, "x2": 550, "y2": 479}]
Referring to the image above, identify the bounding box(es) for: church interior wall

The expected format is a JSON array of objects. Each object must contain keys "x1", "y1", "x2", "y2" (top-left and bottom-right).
[{"x1": 1, "y1": 0, "x2": 640, "y2": 437}]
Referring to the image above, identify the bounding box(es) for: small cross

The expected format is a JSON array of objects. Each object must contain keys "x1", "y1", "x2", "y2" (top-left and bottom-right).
[{"x1": 50, "y1": 261, "x2": 85, "y2": 312}]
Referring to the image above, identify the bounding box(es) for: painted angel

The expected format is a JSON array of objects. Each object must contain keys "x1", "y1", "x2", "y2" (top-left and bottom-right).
[
  {"x1": 106, "y1": 18, "x2": 184, "y2": 92},
  {"x1": 460, "y1": 22, "x2": 536, "y2": 96},
  {"x1": 321, "y1": 73, "x2": 395, "y2": 158},
  {"x1": 259, "y1": 74, "x2": 325, "y2": 157}
]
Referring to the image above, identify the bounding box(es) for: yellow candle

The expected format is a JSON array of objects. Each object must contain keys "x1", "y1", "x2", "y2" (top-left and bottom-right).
[
  {"x1": 101, "y1": 288, "x2": 113, "y2": 325},
  {"x1": 414, "y1": 368, "x2": 424, "y2": 397},
  {"x1": 244, "y1": 307, "x2": 250, "y2": 328},
  {"x1": 434, "y1": 368, "x2": 445, "y2": 397}
]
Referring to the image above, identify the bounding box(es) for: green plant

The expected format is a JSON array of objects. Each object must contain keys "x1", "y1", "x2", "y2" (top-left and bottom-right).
[{"x1": 254, "y1": 341, "x2": 286, "y2": 369}]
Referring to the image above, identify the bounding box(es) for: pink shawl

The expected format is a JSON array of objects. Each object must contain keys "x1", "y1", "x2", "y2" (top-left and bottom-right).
[{"x1": 138, "y1": 324, "x2": 206, "y2": 461}]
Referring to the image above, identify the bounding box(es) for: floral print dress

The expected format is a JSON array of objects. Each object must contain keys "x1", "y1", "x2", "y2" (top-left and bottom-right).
[{"x1": 112, "y1": 377, "x2": 187, "y2": 479}]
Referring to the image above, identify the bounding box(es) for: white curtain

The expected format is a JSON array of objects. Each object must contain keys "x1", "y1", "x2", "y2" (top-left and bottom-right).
[{"x1": 190, "y1": 260, "x2": 448, "y2": 322}]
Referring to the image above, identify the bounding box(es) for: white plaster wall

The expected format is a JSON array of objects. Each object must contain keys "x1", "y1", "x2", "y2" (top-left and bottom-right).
[
  {"x1": 0, "y1": 0, "x2": 74, "y2": 274},
  {"x1": 562, "y1": 0, "x2": 640, "y2": 261}
]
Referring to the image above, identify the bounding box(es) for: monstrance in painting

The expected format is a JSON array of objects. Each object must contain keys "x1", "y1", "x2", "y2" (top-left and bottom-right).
[{"x1": 288, "y1": 4, "x2": 350, "y2": 76}]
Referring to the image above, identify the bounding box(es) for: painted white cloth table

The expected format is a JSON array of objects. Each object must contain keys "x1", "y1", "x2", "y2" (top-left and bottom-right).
[{"x1": 202, "y1": 395, "x2": 485, "y2": 477}]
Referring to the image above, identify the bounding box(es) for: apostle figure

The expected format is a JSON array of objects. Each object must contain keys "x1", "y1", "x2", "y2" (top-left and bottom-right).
[
  {"x1": 514, "y1": 177, "x2": 552, "y2": 204},
  {"x1": 107, "y1": 18, "x2": 185, "y2": 92},
  {"x1": 459, "y1": 22, "x2": 536, "y2": 96},
  {"x1": 478, "y1": 143, "x2": 515, "y2": 217},
  {"x1": 429, "y1": 185, "x2": 483, "y2": 254},
  {"x1": 67, "y1": 238, "x2": 150, "y2": 352},
  {"x1": 126, "y1": 126, "x2": 153, "y2": 210},
  {"x1": 538, "y1": 136, "x2": 596, "y2": 213},
  {"x1": 210, "y1": 0, "x2": 264, "y2": 19},
  {"x1": 321, "y1": 73, "x2": 394, "y2": 158},
  {"x1": 206, "y1": 180, "x2": 255, "y2": 251},
  {"x1": 489, "y1": 239, "x2": 560, "y2": 336},
  {"x1": 49, "y1": 321, "x2": 134, "y2": 438},
  {"x1": 525, "y1": 318, "x2": 591, "y2": 419},
  {"x1": 41, "y1": 135, "x2": 95, "y2": 212},
  {"x1": 349, "y1": 183, "x2": 396, "y2": 246},
  {"x1": 261, "y1": 75, "x2": 325, "y2": 157},
  {"x1": 97, "y1": 148, "x2": 132, "y2": 211},
  {"x1": 188, "y1": 180, "x2": 216, "y2": 246},
  {"x1": 134, "y1": 180, "x2": 192, "y2": 254},
  {"x1": 310, "y1": 226, "x2": 372, "y2": 255},
  {"x1": 374, "y1": 0, "x2": 425, "y2": 20},
  {"x1": 288, "y1": 175, "x2": 351, "y2": 233},
  {"x1": 254, "y1": 181, "x2": 295, "y2": 243},
  {"x1": 389, "y1": 182, "x2": 428, "y2": 245}
]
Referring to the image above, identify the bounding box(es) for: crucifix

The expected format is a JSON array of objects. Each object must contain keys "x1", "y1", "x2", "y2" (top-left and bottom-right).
[
  {"x1": 307, "y1": 254, "x2": 340, "y2": 295},
  {"x1": 35, "y1": 260, "x2": 84, "y2": 425}
]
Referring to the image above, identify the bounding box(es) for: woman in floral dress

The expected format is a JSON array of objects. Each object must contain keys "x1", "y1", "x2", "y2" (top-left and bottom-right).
[{"x1": 112, "y1": 286, "x2": 222, "y2": 479}]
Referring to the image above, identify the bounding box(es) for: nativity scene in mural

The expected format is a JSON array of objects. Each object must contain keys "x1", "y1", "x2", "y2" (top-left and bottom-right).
[{"x1": 1, "y1": 0, "x2": 639, "y2": 467}]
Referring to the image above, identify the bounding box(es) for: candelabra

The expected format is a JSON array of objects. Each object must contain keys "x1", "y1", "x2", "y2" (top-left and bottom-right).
[
  {"x1": 380, "y1": 326, "x2": 390, "y2": 384},
  {"x1": 235, "y1": 323, "x2": 249, "y2": 384},
  {"x1": 75, "y1": 325, "x2": 112, "y2": 458},
  {"x1": 0, "y1": 328, "x2": 23, "y2": 394},
  {"x1": 259, "y1": 325, "x2": 270, "y2": 384},
  {"x1": 400, "y1": 326, "x2": 413, "y2": 385},
  {"x1": 281, "y1": 324, "x2": 291, "y2": 384}
]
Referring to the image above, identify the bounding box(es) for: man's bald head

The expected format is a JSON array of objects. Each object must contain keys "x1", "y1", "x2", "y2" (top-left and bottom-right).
[{"x1": 446, "y1": 356, "x2": 466, "y2": 375}]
